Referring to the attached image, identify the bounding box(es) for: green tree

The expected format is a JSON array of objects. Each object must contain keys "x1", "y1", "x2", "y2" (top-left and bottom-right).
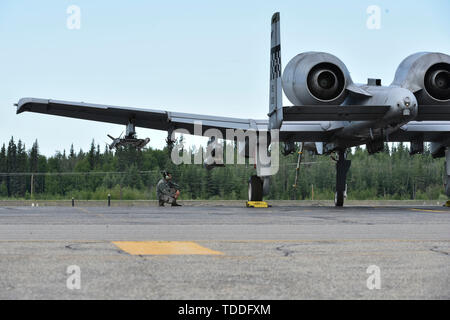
[
  {"x1": 16, "y1": 140, "x2": 28, "y2": 196},
  {"x1": 6, "y1": 137, "x2": 17, "y2": 196}
]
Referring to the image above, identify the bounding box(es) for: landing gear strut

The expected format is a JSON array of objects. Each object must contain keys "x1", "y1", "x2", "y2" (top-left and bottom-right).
[
  {"x1": 445, "y1": 148, "x2": 450, "y2": 197},
  {"x1": 334, "y1": 149, "x2": 351, "y2": 207}
]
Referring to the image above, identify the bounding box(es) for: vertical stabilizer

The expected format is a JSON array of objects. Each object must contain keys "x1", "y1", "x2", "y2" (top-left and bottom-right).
[{"x1": 268, "y1": 12, "x2": 283, "y2": 130}]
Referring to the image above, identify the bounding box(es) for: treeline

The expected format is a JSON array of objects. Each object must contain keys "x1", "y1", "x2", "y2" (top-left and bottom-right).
[{"x1": 0, "y1": 137, "x2": 446, "y2": 200}]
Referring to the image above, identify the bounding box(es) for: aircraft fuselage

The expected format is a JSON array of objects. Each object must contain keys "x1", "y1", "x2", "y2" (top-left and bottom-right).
[{"x1": 328, "y1": 85, "x2": 418, "y2": 150}]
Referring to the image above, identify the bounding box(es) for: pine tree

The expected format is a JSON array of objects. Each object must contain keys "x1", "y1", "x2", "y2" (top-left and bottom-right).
[
  {"x1": 69, "y1": 144, "x2": 75, "y2": 159},
  {"x1": 0, "y1": 144, "x2": 5, "y2": 173},
  {"x1": 95, "y1": 144, "x2": 101, "y2": 164},
  {"x1": 88, "y1": 140, "x2": 96, "y2": 170},
  {"x1": 29, "y1": 140, "x2": 40, "y2": 196},
  {"x1": 16, "y1": 140, "x2": 28, "y2": 196},
  {"x1": 0, "y1": 144, "x2": 6, "y2": 196},
  {"x1": 29, "y1": 140, "x2": 39, "y2": 172},
  {"x1": 6, "y1": 137, "x2": 17, "y2": 196}
]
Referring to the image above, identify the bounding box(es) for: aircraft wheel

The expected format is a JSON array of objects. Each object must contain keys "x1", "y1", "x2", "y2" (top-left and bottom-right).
[
  {"x1": 248, "y1": 175, "x2": 263, "y2": 201},
  {"x1": 334, "y1": 191, "x2": 344, "y2": 207}
]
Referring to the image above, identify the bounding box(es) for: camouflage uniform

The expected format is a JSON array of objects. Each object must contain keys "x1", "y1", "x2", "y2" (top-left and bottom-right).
[{"x1": 156, "y1": 178, "x2": 177, "y2": 205}]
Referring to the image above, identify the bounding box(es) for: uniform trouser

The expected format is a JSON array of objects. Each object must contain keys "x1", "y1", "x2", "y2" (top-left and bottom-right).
[{"x1": 159, "y1": 194, "x2": 176, "y2": 205}]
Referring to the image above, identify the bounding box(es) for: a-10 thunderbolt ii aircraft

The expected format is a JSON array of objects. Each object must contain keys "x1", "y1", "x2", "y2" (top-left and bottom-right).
[{"x1": 16, "y1": 13, "x2": 450, "y2": 206}]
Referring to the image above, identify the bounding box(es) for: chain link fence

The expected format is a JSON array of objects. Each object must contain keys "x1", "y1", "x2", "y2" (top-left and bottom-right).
[{"x1": 0, "y1": 156, "x2": 446, "y2": 201}]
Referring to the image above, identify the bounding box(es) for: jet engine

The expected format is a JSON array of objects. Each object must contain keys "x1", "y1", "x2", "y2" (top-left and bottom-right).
[
  {"x1": 282, "y1": 52, "x2": 353, "y2": 105},
  {"x1": 392, "y1": 52, "x2": 450, "y2": 105}
]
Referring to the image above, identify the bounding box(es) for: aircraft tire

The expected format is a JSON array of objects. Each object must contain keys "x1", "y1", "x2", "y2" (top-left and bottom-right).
[
  {"x1": 248, "y1": 175, "x2": 263, "y2": 201},
  {"x1": 334, "y1": 191, "x2": 344, "y2": 207}
]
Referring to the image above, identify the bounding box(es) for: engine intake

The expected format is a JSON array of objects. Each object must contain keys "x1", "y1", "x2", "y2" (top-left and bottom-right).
[
  {"x1": 307, "y1": 62, "x2": 346, "y2": 101},
  {"x1": 282, "y1": 52, "x2": 352, "y2": 105},
  {"x1": 392, "y1": 52, "x2": 450, "y2": 104},
  {"x1": 424, "y1": 63, "x2": 450, "y2": 101}
]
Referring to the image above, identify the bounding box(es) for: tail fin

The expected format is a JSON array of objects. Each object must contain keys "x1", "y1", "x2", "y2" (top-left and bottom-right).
[{"x1": 268, "y1": 12, "x2": 283, "y2": 130}]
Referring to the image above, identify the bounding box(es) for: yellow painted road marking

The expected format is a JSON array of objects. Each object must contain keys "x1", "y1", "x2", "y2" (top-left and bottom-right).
[
  {"x1": 410, "y1": 208, "x2": 449, "y2": 213},
  {"x1": 112, "y1": 241, "x2": 224, "y2": 255}
]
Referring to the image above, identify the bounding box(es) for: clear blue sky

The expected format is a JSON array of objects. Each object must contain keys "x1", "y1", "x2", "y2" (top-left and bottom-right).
[{"x1": 0, "y1": 0, "x2": 449, "y2": 156}]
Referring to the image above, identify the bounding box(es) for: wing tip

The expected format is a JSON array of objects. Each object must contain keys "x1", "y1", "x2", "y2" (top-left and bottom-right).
[
  {"x1": 16, "y1": 97, "x2": 32, "y2": 114},
  {"x1": 15, "y1": 97, "x2": 47, "y2": 114}
]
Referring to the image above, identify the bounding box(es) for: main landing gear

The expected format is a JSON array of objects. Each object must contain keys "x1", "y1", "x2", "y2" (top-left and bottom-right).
[
  {"x1": 248, "y1": 175, "x2": 263, "y2": 201},
  {"x1": 334, "y1": 149, "x2": 351, "y2": 207}
]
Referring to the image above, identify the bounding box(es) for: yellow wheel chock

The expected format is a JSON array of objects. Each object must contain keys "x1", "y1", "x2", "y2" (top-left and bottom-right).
[{"x1": 246, "y1": 201, "x2": 269, "y2": 208}]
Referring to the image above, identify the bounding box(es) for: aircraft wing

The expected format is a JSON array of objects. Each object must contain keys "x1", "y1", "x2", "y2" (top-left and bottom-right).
[
  {"x1": 390, "y1": 121, "x2": 450, "y2": 142},
  {"x1": 388, "y1": 106, "x2": 450, "y2": 141},
  {"x1": 15, "y1": 98, "x2": 387, "y2": 142},
  {"x1": 18, "y1": 98, "x2": 407, "y2": 141},
  {"x1": 16, "y1": 98, "x2": 268, "y2": 135},
  {"x1": 416, "y1": 106, "x2": 450, "y2": 121},
  {"x1": 283, "y1": 105, "x2": 390, "y2": 121}
]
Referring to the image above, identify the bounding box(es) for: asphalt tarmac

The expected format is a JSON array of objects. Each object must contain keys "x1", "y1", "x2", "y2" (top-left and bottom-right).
[{"x1": 0, "y1": 204, "x2": 449, "y2": 299}]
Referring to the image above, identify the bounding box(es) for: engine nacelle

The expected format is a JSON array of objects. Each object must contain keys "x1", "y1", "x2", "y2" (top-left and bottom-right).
[
  {"x1": 392, "y1": 52, "x2": 450, "y2": 105},
  {"x1": 282, "y1": 52, "x2": 352, "y2": 105}
]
